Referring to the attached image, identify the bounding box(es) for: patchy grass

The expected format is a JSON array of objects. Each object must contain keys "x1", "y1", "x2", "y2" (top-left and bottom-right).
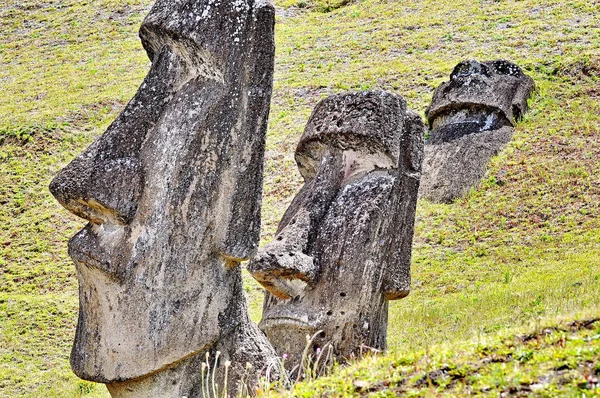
[
  {"x1": 279, "y1": 316, "x2": 600, "y2": 397},
  {"x1": 0, "y1": 0, "x2": 150, "y2": 132},
  {"x1": 0, "y1": 0, "x2": 599, "y2": 396}
]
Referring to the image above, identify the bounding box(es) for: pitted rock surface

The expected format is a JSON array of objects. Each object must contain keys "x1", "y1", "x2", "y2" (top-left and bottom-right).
[
  {"x1": 49, "y1": 0, "x2": 277, "y2": 396},
  {"x1": 296, "y1": 91, "x2": 406, "y2": 180},
  {"x1": 419, "y1": 60, "x2": 534, "y2": 203},
  {"x1": 248, "y1": 91, "x2": 424, "y2": 368}
]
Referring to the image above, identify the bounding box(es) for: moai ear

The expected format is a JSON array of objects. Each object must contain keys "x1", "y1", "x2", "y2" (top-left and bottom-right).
[
  {"x1": 382, "y1": 110, "x2": 425, "y2": 300},
  {"x1": 401, "y1": 110, "x2": 426, "y2": 175},
  {"x1": 210, "y1": 3, "x2": 277, "y2": 262}
]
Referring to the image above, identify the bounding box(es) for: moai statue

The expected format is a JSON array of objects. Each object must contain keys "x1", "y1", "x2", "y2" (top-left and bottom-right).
[
  {"x1": 419, "y1": 60, "x2": 535, "y2": 203},
  {"x1": 248, "y1": 91, "x2": 425, "y2": 368},
  {"x1": 49, "y1": 0, "x2": 277, "y2": 396}
]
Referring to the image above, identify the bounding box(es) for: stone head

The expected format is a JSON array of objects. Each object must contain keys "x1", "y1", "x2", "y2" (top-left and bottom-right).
[
  {"x1": 49, "y1": 0, "x2": 275, "y2": 383},
  {"x1": 426, "y1": 59, "x2": 535, "y2": 144},
  {"x1": 419, "y1": 59, "x2": 534, "y2": 204},
  {"x1": 249, "y1": 91, "x2": 424, "y2": 364}
]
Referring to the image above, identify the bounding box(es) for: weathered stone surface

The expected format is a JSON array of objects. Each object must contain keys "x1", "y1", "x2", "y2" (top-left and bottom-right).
[
  {"x1": 419, "y1": 60, "x2": 534, "y2": 203},
  {"x1": 49, "y1": 0, "x2": 277, "y2": 396},
  {"x1": 248, "y1": 91, "x2": 424, "y2": 368}
]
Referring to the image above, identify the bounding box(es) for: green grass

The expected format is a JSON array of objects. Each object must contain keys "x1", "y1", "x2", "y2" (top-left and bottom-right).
[
  {"x1": 1, "y1": 0, "x2": 599, "y2": 396},
  {"x1": 279, "y1": 316, "x2": 600, "y2": 397}
]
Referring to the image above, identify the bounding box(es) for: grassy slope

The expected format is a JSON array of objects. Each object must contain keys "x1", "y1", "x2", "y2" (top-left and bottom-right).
[
  {"x1": 0, "y1": 0, "x2": 599, "y2": 396},
  {"x1": 282, "y1": 315, "x2": 600, "y2": 397}
]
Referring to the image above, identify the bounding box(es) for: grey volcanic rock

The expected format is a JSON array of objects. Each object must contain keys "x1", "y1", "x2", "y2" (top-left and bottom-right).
[
  {"x1": 419, "y1": 60, "x2": 535, "y2": 203},
  {"x1": 49, "y1": 0, "x2": 277, "y2": 396},
  {"x1": 248, "y1": 91, "x2": 424, "y2": 369}
]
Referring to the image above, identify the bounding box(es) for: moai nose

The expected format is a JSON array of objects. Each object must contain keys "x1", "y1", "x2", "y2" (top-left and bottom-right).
[{"x1": 49, "y1": 147, "x2": 143, "y2": 225}]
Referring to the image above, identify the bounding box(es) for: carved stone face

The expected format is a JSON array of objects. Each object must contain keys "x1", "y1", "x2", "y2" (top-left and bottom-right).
[
  {"x1": 419, "y1": 59, "x2": 534, "y2": 203},
  {"x1": 248, "y1": 92, "x2": 424, "y2": 365},
  {"x1": 426, "y1": 59, "x2": 535, "y2": 142},
  {"x1": 49, "y1": 0, "x2": 275, "y2": 383}
]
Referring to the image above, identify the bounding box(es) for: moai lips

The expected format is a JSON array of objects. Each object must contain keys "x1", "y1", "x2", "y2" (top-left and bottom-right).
[
  {"x1": 419, "y1": 60, "x2": 535, "y2": 203},
  {"x1": 49, "y1": 0, "x2": 277, "y2": 396},
  {"x1": 248, "y1": 91, "x2": 425, "y2": 368}
]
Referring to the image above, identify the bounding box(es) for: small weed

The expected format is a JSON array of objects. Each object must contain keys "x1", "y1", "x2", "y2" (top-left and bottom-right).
[
  {"x1": 516, "y1": 349, "x2": 534, "y2": 363},
  {"x1": 76, "y1": 380, "x2": 96, "y2": 396}
]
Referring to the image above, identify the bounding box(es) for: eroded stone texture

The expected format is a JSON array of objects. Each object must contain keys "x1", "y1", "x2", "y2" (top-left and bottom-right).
[
  {"x1": 248, "y1": 91, "x2": 424, "y2": 368},
  {"x1": 49, "y1": 0, "x2": 277, "y2": 396},
  {"x1": 419, "y1": 60, "x2": 535, "y2": 203}
]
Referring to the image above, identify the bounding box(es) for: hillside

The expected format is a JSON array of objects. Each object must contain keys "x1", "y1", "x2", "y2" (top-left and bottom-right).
[{"x1": 0, "y1": 0, "x2": 599, "y2": 396}]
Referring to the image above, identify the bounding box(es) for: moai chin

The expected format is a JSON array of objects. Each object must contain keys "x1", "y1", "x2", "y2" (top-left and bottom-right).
[
  {"x1": 49, "y1": 0, "x2": 277, "y2": 396},
  {"x1": 419, "y1": 59, "x2": 535, "y2": 203},
  {"x1": 248, "y1": 91, "x2": 425, "y2": 368}
]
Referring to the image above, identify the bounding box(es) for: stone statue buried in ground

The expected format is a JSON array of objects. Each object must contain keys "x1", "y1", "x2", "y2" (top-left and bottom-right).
[
  {"x1": 419, "y1": 59, "x2": 535, "y2": 203},
  {"x1": 49, "y1": 0, "x2": 277, "y2": 396},
  {"x1": 248, "y1": 91, "x2": 425, "y2": 370}
]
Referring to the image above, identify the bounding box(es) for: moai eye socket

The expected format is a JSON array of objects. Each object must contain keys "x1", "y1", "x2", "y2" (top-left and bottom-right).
[
  {"x1": 488, "y1": 60, "x2": 524, "y2": 77},
  {"x1": 450, "y1": 60, "x2": 491, "y2": 79}
]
